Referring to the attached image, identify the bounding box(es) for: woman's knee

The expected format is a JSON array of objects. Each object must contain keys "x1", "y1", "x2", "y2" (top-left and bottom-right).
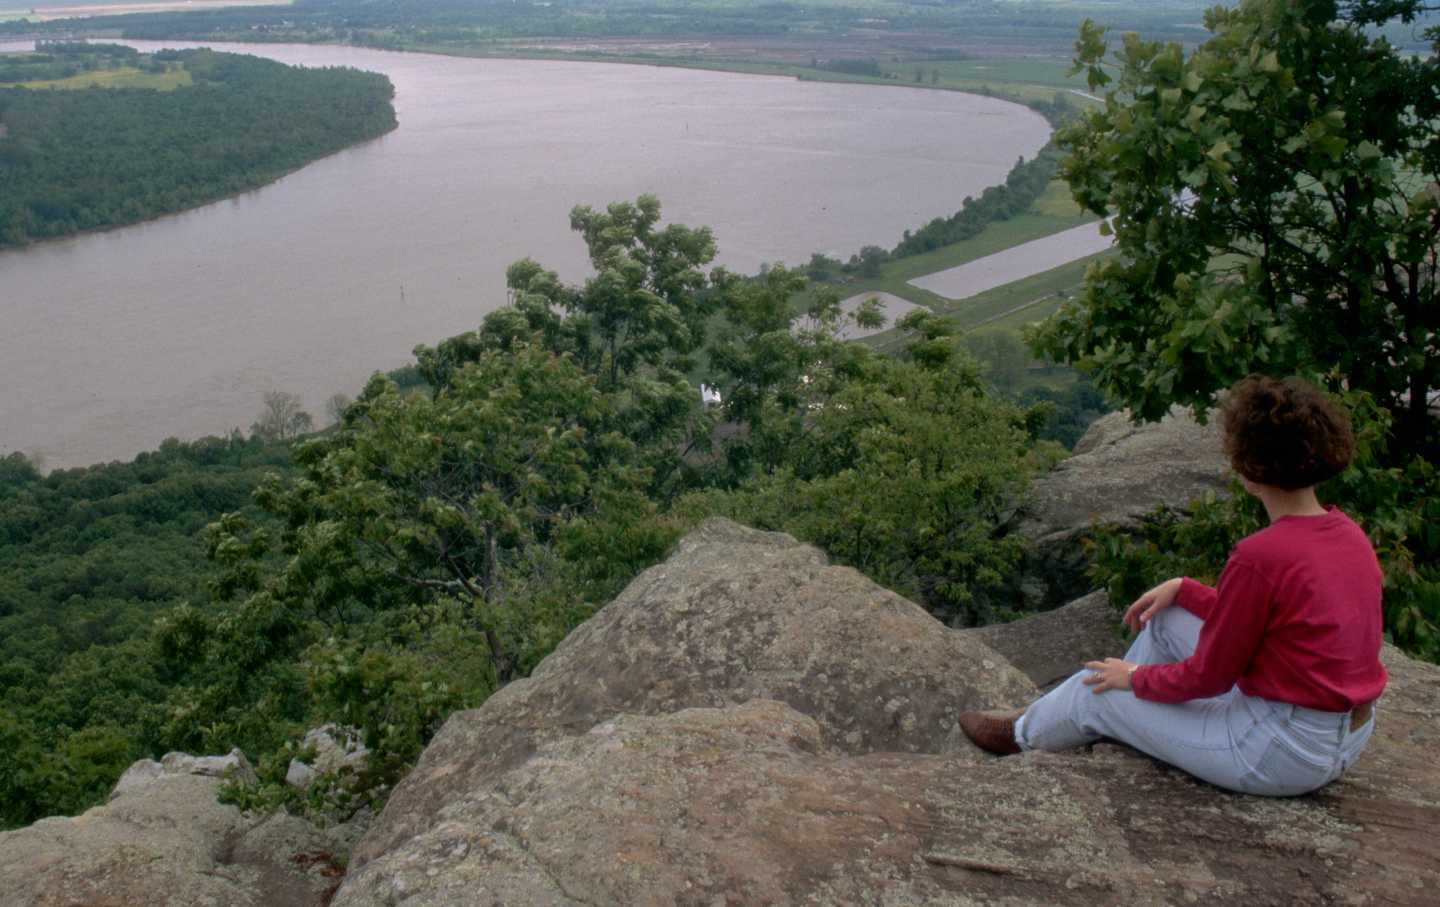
[
  {"x1": 1149, "y1": 603, "x2": 1199, "y2": 633},
  {"x1": 1146, "y1": 605, "x2": 1204, "y2": 660}
]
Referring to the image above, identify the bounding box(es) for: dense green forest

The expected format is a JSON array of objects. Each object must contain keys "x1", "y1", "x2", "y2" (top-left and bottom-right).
[
  {"x1": 0, "y1": 437, "x2": 294, "y2": 825},
  {"x1": 0, "y1": 44, "x2": 396, "y2": 247},
  {"x1": 0, "y1": 198, "x2": 1072, "y2": 829}
]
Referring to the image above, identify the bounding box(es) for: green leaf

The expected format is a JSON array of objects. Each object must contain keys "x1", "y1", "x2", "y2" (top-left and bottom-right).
[{"x1": 1316, "y1": 134, "x2": 1347, "y2": 159}]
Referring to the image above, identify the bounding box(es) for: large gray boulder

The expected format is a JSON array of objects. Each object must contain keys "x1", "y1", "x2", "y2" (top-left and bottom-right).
[
  {"x1": 339, "y1": 519, "x2": 1035, "y2": 885},
  {"x1": 109, "y1": 747, "x2": 257, "y2": 799},
  {"x1": 1016, "y1": 408, "x2": 1231, "y2": 607},
  {"x1": 0, "y1": 750, "x2": 343, "y2": 907},
  {"x1": 334, "y1": 521, "x2": 1440, "y2": 906},
  {"x1": 971, "y1": 590, "x2": 1124, "y2": 690}
]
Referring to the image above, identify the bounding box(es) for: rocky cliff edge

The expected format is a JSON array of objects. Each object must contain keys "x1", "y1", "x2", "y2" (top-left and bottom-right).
[{"x1": 332, "y1": 517, "x2": 1439, "y2": 906}]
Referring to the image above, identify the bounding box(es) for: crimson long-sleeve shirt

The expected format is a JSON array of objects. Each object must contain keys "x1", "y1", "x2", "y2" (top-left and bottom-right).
[{"x1": 1130, "y1": 507, "x2": 1388, "y2": 712}]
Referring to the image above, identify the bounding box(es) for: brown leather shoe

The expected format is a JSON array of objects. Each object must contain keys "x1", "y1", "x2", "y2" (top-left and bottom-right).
[{"x1": 959, "y1": 709, "x2": 1024, "y2": 756}]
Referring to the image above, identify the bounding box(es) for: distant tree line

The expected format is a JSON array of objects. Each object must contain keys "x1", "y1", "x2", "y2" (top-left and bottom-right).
[
  {"x1": 0, "y1": 1, "x2": 1242, "y2": 56},
  {"x1": 803, "y1": 139, "x2": 1068, "y2": 286},
  {"x1": 0, "y1": 46, "x2": 396, "y2": 248},
  {"x1": 886, "y1": 86, "x2": 1079, "y2": 260},
  {"x1": 891, "y1": 143, "x2": 1066, "y2": 257}
]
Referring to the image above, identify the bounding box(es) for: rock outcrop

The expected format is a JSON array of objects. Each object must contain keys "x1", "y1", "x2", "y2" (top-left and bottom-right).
[
  {"x1": 344, "y1": 519, "x2": 1036, "y2": 873},
  {"x1": 287, "y1": 724, "x2": 371, "y2": 792},
  {"x1": 0, "y1": 750, "x2": 345, "y2": 907},
  {"x1": 971, "y1": 590, "x2": 1123, "y2": 690},
  {"x1": 1015, "y1": 408, "x2": 1231, "y2": 607},
  {"x1": 109, "y1": 747, "x2": 257, "y2": 799},
  {"x1": 333, "y1": 519, "x2": 1440, "y2": 907}
]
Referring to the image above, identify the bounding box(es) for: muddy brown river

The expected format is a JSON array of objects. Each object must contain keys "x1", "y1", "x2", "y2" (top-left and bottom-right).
[{"x1": 0, "y1": 41, "x2": 1050, "y2": 468}]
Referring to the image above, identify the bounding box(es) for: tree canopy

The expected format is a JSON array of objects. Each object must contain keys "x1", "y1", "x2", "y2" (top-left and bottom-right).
[
  {"x1": 0, "y1": 436, "x2": 293, "y2": 828},
  {"x1": 1035, "y1": 0, "x2": 1439, "y2": 461},
  {"x1": 250, "y1": 391, "x2": 314, "y2": 443},
  {"x1": 169, "y1": 198, "x2": 1053, "y2": 817},
  {"x1": 0, "y1": 194, "x2": 1076, "y2": 828}
]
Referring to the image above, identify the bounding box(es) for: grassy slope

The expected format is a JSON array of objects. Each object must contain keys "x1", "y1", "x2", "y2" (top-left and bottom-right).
[{"x1": 832, "y1": 180, "x2": 1098, "y2": 311}]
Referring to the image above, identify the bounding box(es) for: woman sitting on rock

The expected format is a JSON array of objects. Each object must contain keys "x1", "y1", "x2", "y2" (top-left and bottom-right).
[{"x1": 959, "y1": 375, "x2": 1387, "y2": 796}]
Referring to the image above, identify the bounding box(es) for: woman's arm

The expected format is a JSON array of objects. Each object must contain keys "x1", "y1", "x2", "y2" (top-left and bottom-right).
[
  {"x1": 1129, "y1": 558, "x2": 1272, "y2": 703},
  {"x1": 1123, "y1": 577, "x2": 1218, "y2": 634},
  {"x1": 1172, "y1": 577, "x2": 1219, "y2": 620},
  {"x1": 1123, "y1": 577, "x2": 1183, "y2": 632}
]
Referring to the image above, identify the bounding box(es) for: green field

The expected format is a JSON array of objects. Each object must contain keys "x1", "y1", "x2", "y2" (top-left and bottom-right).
[
  {"x1": 814, "y1": 175, "x2": 1114, "y2": 377},
  {"x1": 942, "y1": 251, "x2": 1108, "y2": 329},
  {"x1": 1, "y1": 65, "x2": 193, "y2": 90},
  {"x1": 862, "y1": 250, "x2": 1105, "y2": 352},
  {"x1": 881, "y1": 56, "x2": 1097, "y2": 103},
  {"x1": 908, "y1": 57, "x2": 1082, "y2": 88},
  {"x1": 858, "y1": 244, "x2": 1113, "y2": 396}
]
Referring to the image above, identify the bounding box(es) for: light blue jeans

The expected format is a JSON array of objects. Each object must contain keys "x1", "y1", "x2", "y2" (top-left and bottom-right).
[{"x1": 1014, "y1": 606, "x2": 1375, "y2": 796}]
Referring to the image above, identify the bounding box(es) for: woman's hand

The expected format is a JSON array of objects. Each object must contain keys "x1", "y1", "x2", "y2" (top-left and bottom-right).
[
  {"x1": 1083, "y1": 658, "x2": 1138, "y2": 693},
  {"x1": 1123, "y1": 577, "x2": 1184, "y2": 634}
]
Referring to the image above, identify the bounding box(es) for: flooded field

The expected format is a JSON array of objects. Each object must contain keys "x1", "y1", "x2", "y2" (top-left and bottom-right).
[
  {"x1": 907, "y1": 220, "x2": 1112, "y2": 301},
  {"x1": 835, "y1": 292, "x2": 923, "y2": 340}
]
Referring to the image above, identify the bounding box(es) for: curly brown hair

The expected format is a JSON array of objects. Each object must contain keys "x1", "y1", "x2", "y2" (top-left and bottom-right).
[{"x1": 1220, "y1": 376, "x2": 1354, "y2": 490}]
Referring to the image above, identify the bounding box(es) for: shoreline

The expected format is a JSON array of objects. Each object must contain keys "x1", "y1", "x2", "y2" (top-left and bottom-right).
[
  {"x1": 0, "y1": 125, "x2": 396, "y2": 257},
  {"x1": 3, "y1": 40, "x2": 1073, "y2": 471},
  {"x1": 0, "y1": 0, "x2": 290, "y2": 23},
  {"x1": 2, "y1": 29, "x2": 1080, "y2": 108},
  {"x1": 1, "y1": 38, "x2": 1063, "y2": 257}
]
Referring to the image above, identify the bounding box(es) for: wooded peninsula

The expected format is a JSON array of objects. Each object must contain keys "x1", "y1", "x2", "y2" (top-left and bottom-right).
[{"x1": 0, "y1": 43, "x2": 396, "y2": 247}]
